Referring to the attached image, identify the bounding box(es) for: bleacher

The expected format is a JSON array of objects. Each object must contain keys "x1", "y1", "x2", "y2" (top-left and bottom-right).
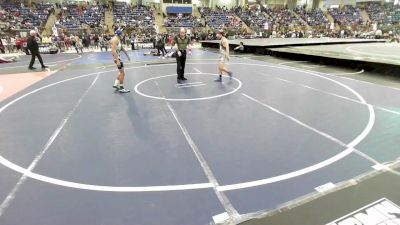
[
  {"x1": 56, "y1": 4, "x2": 82, "y2": 30},
  {"x1": 1, "y1": 1, "x2": 400, "y2": 44},
  {"x1": 113, "y1": 3, "x2": 153, "y2": 28},
  {"x1": 328, "y1": 6, "x2": 363, "y2": 26},
  {"x1": 365, "y1": 2, "x2": 400, "y2": 24},
  {"x1": 391, "y1": 10, "x2": 400, "y2": 23},
  {"x1": 294, "y1": 6, "x2": 329, "y2": 27},
  {"x1": 56, "y1": 3, "x2": 105, "y2": 31},
  {"x1": 199, "y1": 7, "x2": 236, "y2": 30},
  {"x1": 264, "y1": 7, "x2": 306, "y2": 30},
  {"x1": 365, "y1": 2, "x2": 388, "y2": 24},
  {"x1": 235, "y1": 6, "x2": 269, "y2": 32},
  {"x1": 0, "y1": 1, "x2": 52, "y2": 30},
  {"x1": 164, "y1": 15, "x2": 198, "y2": 28}
]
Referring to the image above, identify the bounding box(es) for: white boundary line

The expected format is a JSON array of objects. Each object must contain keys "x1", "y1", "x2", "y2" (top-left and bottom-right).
[
  {"x1": 216, "y1": 64, "x2": 376, "y2": 191},
  {"x1": 273, "y1": 53, "x2": 400, "y2": 92},
  {"x1": 0, "y1": 64, "x2": 214, "y2": 192},
  {"x1": 217, "y1": 93, "x2": 366, "y2": 191},
  {"x1": 154, "y1": 80, "x2": 239, "y2": 219},
  {"x1": 134, "y1": 73, "x2": 242, "y2": 101},
  {"x1": 301, "y1": 65, "x2": 326, "y2": 69},
  {"x1": 193, "y1": 68, "x2": 202, "y2": 73},
  {"x1": 346, "y1": 44, "x2": 400, "y2": 59},
  {"x1": 177, "y1": 82, "x2": 204, "y2": 86},
  {"x1": 0, "y1": 70, "x2": 101, "y2": 217},
  {"x1": 0, "y1": 62, "x2": 376, "y2": 192},
  {"x1": 177, "y1": 84, "x2": 206, "y2": 88},
  {"x1": 0, "y1": 55, "x2": 82, "y2": 70},
  {"x1": 242, "y1": 93, "x2": 349, "y2": 146},
  {"x1": 332, "y1": 69, "x2": 364, "y2": 75},
  {"x1": 276, "y1": 77, "x2": 400, "y2": 116},
  {"x1": 278, "y1": 60, "x2": 308, "y2": 65},
  {"x1": 301, "y1": 67, "x2": 400, "y2": 92}
]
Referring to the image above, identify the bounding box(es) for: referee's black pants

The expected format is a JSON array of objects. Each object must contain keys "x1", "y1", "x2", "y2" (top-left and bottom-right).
[
  {"x1": 29, "y1": 51, "x2": 45, "y2": 68},
  {"x1": 176, "y1": 50, "x2": 187, "y2": 80}
]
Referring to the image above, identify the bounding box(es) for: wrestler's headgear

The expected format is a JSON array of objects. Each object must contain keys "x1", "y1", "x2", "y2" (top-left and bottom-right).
[{"x1": 115, "y1": 27, "x2": 124, "y2": 36}]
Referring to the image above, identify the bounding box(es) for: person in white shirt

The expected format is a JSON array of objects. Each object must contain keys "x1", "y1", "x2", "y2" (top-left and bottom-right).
[{"x1": 215, "y1": 30, "x2": 232, "y2": 82}]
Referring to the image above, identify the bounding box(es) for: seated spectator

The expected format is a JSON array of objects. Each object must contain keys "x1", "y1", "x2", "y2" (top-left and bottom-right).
[
  {"x1": 199, "y1": 6, "x2": 244, "y2": 30},
  {"x1": 164, "y1": 13, "x2": 203, "y2": 29},
  {"x1": 234, "y1": 42, "x2": 244, "y2": 53},
  {"x1": 328, "y1": 6, "x2": 363, "y2": 27},
  {"x1": 294, "y1": 6, "x2": 329, "y2": 28}
]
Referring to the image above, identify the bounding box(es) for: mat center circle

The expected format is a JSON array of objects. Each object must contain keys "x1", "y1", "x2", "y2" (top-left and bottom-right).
[{"x1": 134, "y1": 73, "x2": 242, "y2": 101}]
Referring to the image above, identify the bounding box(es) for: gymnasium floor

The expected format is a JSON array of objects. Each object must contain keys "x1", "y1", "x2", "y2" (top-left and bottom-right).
[{"x1": 0, "y1": 47, "x2": 400, "y2": 225}]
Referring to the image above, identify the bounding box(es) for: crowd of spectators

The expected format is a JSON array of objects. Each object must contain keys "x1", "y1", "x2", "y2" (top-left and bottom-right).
[
  {"x1": 294, "y1": 6, "x2": 329, "y2": 27},
  {"x1": 265, "y1": 7, "x2": 307, "y2": 31},
  {"x1": 328, "y1": 6, "x2": 363, "y2": 26},
  {"x1": 0, "y1": 35, "x2": 26, "y2": 53},
  {"x1": 164, "y1": 13, "x2": 203, "y2": 28},
  {"x1": 199, "y1": 6, "x2": 244, "y2": 30},
  {"x1": 234, "y1": 5, "x2": 269, "y2": 32},
  {"x1": 113, "y1": 3, "x2": 153, "y2": 29},
  {"x1": 3, "y1": 1, "x2": 400, "y2": 56},
  {"x1": 0, "y1": 0, "x2": 53, "y2": 30},
  {"x1": 55, "y1": 3, "x2": 106, "y2": 31},
  {"x1": 364, "y1": 2, "x2": 400, "y2": 25}
]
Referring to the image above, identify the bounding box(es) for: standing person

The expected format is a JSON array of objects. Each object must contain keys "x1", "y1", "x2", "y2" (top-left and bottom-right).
[
  {"x1": 130, "y1": 35, "x2": 135, "y2": 50},
  {"x1": 15, "y1": 36, "x2": 22, "y2": 52},
  {"x1": 99, "y1": 36, "x2": 108, "y2": 52},
  {"x1": 65, "y1": 35, "x2": 71, "y2": 50},
  {"x1": 111, "y1": 27, "x2": 131, "y2": 93},
  {"x1": 89, "y1": 34, "x2": 95, "y2": 49},
  {"x1": 71, "y1": 34, "x2": 76, "y2": 52},
  {"x1": 215, "y1": 30, "x2": 232, "y2": 82},
  {"x1": 94, "y1": 34, "x2": 99, "y2": 49},
  {"x1": 9, "y1": 36, "x2": 15, "y2": 53},
  {"x1": 173, "y1": 27, "x2": 191, "y2": 83},
  {"x1": 27, "y1": 30, "x2": 47, "y2": 70},
  {"x1": 74, "y1": 35, "x2": 83, "y2": 54},
  {"x1": 82, "y1": 34, "x2": 87, "y2": 50},
  {"x1": 161, "y1": 34, "x2": 167, "y2": 55},
  {"x1": 156, "y1": 35, "x2": 165, "y2": 58}
]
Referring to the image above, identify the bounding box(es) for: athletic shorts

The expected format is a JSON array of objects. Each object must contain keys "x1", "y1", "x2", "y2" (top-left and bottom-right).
[
  {"x1": 114, "y1": 60, "x2": 124, "y2": 69},
  {"x1": 219, "y1": 56, "x2": 228, "y2": 64}
]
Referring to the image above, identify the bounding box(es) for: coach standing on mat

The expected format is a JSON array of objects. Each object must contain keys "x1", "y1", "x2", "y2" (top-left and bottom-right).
[
  {"x1": 173, "y1": 27, "x2": 191, "y2": 83},
  {"x1": 27, "y1": 30, "x2": 47, "y2": 70}
]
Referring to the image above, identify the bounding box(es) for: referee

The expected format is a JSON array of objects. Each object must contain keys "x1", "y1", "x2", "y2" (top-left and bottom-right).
[
  {"x1": 173, "y1": 27, "x2": 191, "y2": 83},
  {"x1": 27, "y1": 30, "x2": 48, "y2": 70}
]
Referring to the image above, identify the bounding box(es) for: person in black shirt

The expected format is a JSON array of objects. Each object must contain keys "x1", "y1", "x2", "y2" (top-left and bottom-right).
[
  {"x1": 173, "y1": 28, "x2": 191, "y2": 83},
  {"x1": 130, "y1": 35, "x2": 135, "y2": 50},
  {"x1": 27, "y1": 30, "x2": 47, "y2": 70}
]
